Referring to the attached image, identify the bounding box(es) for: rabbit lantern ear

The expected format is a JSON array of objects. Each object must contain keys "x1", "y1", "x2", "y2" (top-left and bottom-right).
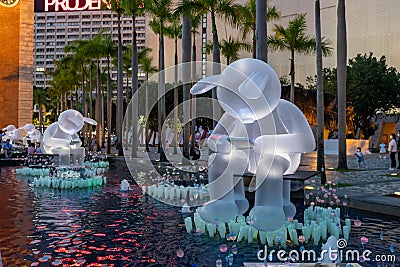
[
  {"x1": 190, "y1": 75, "x2": 221, "y2": 95},
  {"x1": 84, "y1": 117, "x2": 97, "y2": 126}
]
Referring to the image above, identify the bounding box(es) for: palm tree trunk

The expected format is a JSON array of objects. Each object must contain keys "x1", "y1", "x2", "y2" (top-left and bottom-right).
[
  {"x1": 174, "y1": 37, "x2": 179, "y2": 155},
  {"x1": 75, "y1": 85, "x2": 79, "y2": 110},
  {"x1": 64, "y1": 92, "x2": 67, "y2": 111},
  {"x1": 131, "y1": 13, "x2": 138, "y2": 158},
  {"x1": 81, "y1": 65, "x2": 86, "y2": 116},
  {"x1": 39, "y1": 107, "x2": 43, "y2": 134},
  {"x1": 101, "y1": 89, "x2": 105, "y2": 148},
  {"x1": 191, "y1": 29, "x2": 197, "y2": 156},
  {"x1": 211, "y1": 9, "x2": 220, "y2": 128},
  {"x1": 182, "y1": 10, "x2": 191, "y2": 161},
  {"x1": 337, "y1": 0, "x2": 348, "y2": 169},
  {"x1": 107, "y1": 56, "x2": 112, "y2": 155},
  {"x1": 96, "y1": 61, "x2": 102, "y2": 152},
  {"x1": 256, "y1": 0, "x2": 267, "y2": 62},
  {"x1": 60, "y1": 93, "x2": 64, "y2": 112},
  {"x1": 315, "y1": 0, "x2": 326, "y2": 184},
  {"x1": 117, "y1": 12, "x2": 124, "y2": 156},
  {"x1": 145, "y1": 73, "x2": 150, "y2": 152},
  {"x1": 252, "y1": 27, "x2": 256, "y2": 59},
  {"x1": 158, "y1": 19, "x2": 167, "y2": 161},
  {"x1": 89, "y1": 64, "x2": 93, "y2": 118},
  {"x1": 70, "y1": 87, "x2": 73, "y2": 109},
  {"x1": 290, "y1": 50, "x2": 295, "y2": 103}
]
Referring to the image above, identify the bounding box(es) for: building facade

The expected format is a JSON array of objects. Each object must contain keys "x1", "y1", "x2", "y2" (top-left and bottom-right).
[
  {"x1": 0, "y1": 0, "x2": 34, "y2": 128},
  {"x1": 33, "y1": 10, "x2": 146, "y2": 94}
]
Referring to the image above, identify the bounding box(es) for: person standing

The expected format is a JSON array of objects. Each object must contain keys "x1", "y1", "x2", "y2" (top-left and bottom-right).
[
  {"x1": 397, "y1": 130, "x2": 400, "y2": 169},
  {"x1": 379, "y1": 142, "x2": 387, "y2": 158},
  {"x1": 388, "y1": 133, "x2": 397, "y2": 170}
]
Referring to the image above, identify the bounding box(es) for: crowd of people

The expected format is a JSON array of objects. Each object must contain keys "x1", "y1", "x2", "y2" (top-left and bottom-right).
[{"x1": 0, "y1": 129, "x2": 42, "y2": 158}]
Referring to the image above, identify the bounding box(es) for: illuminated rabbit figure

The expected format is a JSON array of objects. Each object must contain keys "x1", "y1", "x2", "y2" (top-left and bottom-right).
[
  {"x1": 42, "y1": 109, "x2": 96, "y2": 167},
  {"x1": 190, "y1": 58, "x2": 315, "y2": 231}
]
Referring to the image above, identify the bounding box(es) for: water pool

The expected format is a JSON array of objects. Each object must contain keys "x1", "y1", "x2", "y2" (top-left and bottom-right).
[{"x1": 0, "y1": 159, "x2": 399, "y2": 267}]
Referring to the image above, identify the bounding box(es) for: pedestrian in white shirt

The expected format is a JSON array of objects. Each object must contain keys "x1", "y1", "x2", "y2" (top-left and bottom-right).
[{"x1": 388, "y1": 133, "x2": 397, "y2": 170}]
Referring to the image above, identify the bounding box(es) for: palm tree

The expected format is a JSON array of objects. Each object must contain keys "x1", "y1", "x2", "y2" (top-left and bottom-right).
[
  {"x1": 33, "y1": 87, "x2": 47, "y2": 133},
  {"x1": 101, "y1": 35, "x2": 117, "y2": 154},
  {"x1": 315, "y1": 0, "x2": 326, "y2": 184},
  {"x1": 63, "y1": 39, "x2": 89, "y2": 116},
  {"x1": 268, "y1": 13, "x2": 332, "y2": 103},
  {"x1": 183, "y1": 0, "x2": 240, "y2": 129},
  {"x1": 189, "y1": 12, "x2": 202, "y2": 153},
  {"x1": 85, "y1": 33, "x2": 107, "y2": 151},
  {"x1": 122, "y1": 0, "x2": 144, "y2": 157},
  {"x1": 219, "y1": 37, "x2": 251, "y2": 64},
  {"x1": 240, "y1": 0, "x2": 280, "y2": 59},
  {"x1": 181, "y1": 0, "x2": 192, "y2": 161},
  {"x1": 105, "y1": 0, "x2": 125, "y2": 156},
  {"x1": 337, "y1": 0, "x2": 348, "y2": 170},
  {"x1": 165, "y1": 17, "x2": 182, "y2": 155},
  {"x1": 147, "y1": 0, "x2": 174, "y2": 162},
  {"x1": 138, "y1": 48, "x2": 157, "y2": 152}
]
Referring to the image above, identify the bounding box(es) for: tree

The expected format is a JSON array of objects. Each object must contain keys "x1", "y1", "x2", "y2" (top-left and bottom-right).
[
  {"x1": 185, "y1": 0, "x2": 240, "y2": 128},
  {"x1": 63, "y1": 39, "x2": 89, "y2": 116},
  {"x1": 121, "y1": 0, "x2": 144, "y2": 157},
  {"x1": 323, "y1": 53, "x2": 400, "y2": 140},
  {"x1": 147, "y1": 0, "x2": 174, "y2": 161},
  {"x1": 315, "y1": 0, "x2": 326, "y2": 184},
  {"x1": 219, "y1": 37, "x2": 251, "y2": 64},
  {"x1": 85, "y1": 33, "x2": 107, "y2": 151},
  {"x1": 138, "y1": 48, "x2": 158, "y2": 152},
  {"x1": 105, "y1": 0, "x2": 125, "y2": 156},
  {"x1": 102, "y1": 35, "x2": 117, "y2": 154},
  {"x1": 268, "y1": 13, "x2": 332, "y2": 103},
  {"x1": 337, "y1": 0, "x2": 347, "y2": 169},
  {"x1": 165, "y1": 17, "x2": 182, "y2": 155},
  {"x1": 240, "y1": 0, "x2": 280, "y2": 59},
  {"x1": 348, "y1": 54, "x2": 400, "y2": 139},
  {"x1": 181, "y1": 0, "x2": 192, "y2": 161},
  {"x1": 33, "y1": 87, "x2": 47, "y2": 133}
]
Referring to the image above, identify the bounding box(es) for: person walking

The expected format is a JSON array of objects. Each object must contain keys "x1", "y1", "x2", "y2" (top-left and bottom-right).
[
  {"x1": 388, "y1": 133, "x2": 397, "y2": 170},
  {"x1": 354, "y1": 147, "x2": 367, "y2": 168}
]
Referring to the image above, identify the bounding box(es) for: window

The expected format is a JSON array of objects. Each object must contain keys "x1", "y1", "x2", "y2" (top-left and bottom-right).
[
  {"x1": 68, "y1": 15, "x2": 79, "y2": 20},
  {"x1": 57, "y1": 29, "x2": 65, "y2": 33}
]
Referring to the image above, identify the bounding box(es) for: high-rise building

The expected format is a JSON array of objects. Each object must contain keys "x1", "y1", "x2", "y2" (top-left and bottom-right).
[
  {"x1": 0, "y1": 0, "x2": 34, "y2": 127},
  {"x1": 33, "y1": 10, "x2": 146, "y2": 93}
]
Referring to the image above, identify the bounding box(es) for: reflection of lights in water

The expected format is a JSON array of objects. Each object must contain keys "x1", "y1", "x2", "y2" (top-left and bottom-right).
[{"x1": 304, "y1": 185, "x2": 315, "y2": 190}]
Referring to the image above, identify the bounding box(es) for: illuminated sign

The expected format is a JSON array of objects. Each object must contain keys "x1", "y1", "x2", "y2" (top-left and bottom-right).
[{"x1": 34, "y1": 0, "x2": 110, "y2": 12}]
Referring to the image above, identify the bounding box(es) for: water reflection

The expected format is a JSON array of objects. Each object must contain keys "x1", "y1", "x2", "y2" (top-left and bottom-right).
[
  {"x1": 0, "y1": 167, "x2": 34, "y2": 266},
  {"x1": 0, "y1": 161, "x2": 399, "y2": 266}
]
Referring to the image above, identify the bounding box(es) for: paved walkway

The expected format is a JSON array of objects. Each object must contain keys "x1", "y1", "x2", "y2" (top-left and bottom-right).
[{"x1": 109, "y1": 146, "x2": 400, "y2": 217}]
